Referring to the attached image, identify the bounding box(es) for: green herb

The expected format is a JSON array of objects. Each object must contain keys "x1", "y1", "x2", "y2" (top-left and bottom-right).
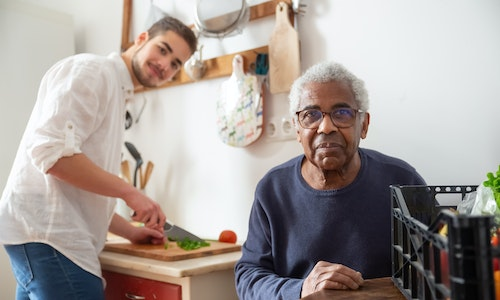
[
  {"x1": 174, "y1": 237, "x2": 210, "y2": 251},
  {"x1": 484, "y1": 165, "x2": 500, "y2": 208}
]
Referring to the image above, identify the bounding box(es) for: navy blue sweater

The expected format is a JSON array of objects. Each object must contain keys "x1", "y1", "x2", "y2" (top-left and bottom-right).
[{"x1": 235, "y1": 148, "x2": 426, "y2": 300}]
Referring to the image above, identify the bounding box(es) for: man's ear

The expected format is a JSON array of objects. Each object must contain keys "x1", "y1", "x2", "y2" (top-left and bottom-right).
[
  {"x1": 134, "y1": 31, "x2": 149, "y2": 47},
  {"x1": 360, "y1": 112, "x2": 370, "y2": 139},
  {"x1": 292, "y1": 118, "x2": 301, "y2": 143}
]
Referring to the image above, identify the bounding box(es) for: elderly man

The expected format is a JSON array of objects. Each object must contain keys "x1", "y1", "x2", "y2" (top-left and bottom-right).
[{"x1": 235, "y1": 61, "x2": 426, "y2": 299}]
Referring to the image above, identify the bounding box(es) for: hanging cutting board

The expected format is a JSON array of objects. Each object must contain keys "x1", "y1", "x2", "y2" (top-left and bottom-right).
[
  {"x1": 268, "y1": 1, "x2": 301, "y2": 94},
  {"x1": 104, "y1": 241, "x2": 241, "y2": 262},
  {"x1": 216, "y1": 54, "x2": 264, "y2": 147}
]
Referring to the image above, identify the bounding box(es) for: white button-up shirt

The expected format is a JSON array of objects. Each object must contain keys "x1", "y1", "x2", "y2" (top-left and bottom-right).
[{"x1": 0, "y1": 52, "x2": 134, "y2": 278}]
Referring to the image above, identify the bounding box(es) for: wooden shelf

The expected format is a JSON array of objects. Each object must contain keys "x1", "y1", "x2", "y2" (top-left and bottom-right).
[{"x1": 136, "y1": 45, "x2": 268, "y2": 91}]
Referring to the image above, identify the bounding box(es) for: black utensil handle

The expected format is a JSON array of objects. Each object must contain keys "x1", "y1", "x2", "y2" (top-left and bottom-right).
[{"x1": 133, "y1": 167, "x2": 138, "y2": 187}]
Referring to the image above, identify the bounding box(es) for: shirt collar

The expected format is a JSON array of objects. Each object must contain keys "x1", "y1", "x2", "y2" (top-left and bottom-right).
[{"x1": 107, "y1": 52, "x2": 134, "y2": 101}]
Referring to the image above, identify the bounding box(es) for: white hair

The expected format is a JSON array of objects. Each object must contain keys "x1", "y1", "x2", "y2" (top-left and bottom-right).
[{"x1": 288, "y1": 62, "x2": 369, "y2": 120}]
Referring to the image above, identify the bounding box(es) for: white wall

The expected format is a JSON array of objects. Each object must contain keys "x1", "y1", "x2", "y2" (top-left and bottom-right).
[
  {"x1": 121, "y1": 0, "x2": 500, "y2": 241},
  {"x1": 1, "y1": 2, "x2": 499, "y2": 297}
]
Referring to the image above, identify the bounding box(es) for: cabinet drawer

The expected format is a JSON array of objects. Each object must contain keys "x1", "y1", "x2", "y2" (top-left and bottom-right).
[{"x1": 103, "y1": 270, "x2": 182, "y2": 300}]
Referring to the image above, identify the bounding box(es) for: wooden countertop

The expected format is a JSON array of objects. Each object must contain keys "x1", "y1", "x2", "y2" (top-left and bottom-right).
[
  {"x1": 301, "y1": 277, "x2": 405, "y2": 300},
  {"x1": 99, "y1": 249, "x2": 242, "y2": 278},
  {"x1": 100, "y1": 234, "x2": 242, "y2": 278}
]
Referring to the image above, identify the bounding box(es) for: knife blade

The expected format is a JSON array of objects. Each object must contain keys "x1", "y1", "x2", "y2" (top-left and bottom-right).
[{"x1": 164, "y1": 221, "x2": 204, "y2": 242}]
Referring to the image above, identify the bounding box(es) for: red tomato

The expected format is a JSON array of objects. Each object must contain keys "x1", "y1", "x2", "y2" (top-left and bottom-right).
[
  {"x1": 218, "y1": 230, "x2": 237, "y2": 243},
  {"x1": 492, "y1": 235, "x2": 499, "y2": 247}
]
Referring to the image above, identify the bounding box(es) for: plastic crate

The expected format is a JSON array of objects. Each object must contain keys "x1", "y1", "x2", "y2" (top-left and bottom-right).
[{"x1": 391, "y1": 185, "x2": 497, "y2": 300}]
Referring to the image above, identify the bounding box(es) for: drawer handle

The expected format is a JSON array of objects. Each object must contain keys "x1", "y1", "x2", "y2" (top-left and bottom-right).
[{"x1": 125, "y1": 293, "x2": 146, "y2": 300}]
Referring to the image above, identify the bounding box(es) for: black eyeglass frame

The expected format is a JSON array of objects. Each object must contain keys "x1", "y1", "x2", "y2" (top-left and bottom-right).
[{"x1": 295, "y1": 108, "x2": 365, "y2": 129}]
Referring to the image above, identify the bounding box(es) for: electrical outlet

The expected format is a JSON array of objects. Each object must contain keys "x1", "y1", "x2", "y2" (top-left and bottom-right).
[
  {"x1": 281, "y1": 117, "x2": 294, "y2": 136},
  {"x1": 264, "y1": 116, "x2": 296, "y2": 142},
  {"x1": 265, "y1": 120, "x2": 277, "y2": 139}
]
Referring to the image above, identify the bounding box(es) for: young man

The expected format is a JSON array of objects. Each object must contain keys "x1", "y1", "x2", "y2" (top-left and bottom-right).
[
  {"x1": 235, "y1": 61, "x2": 426, "y2": 299},
  {"x1": 0, "y1": 16, "x2": 197, "y2": 299}
]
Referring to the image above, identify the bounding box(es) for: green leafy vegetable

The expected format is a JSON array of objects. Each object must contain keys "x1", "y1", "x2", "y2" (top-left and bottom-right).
[
  {"x1": 484, "y1": 165, "x2": 500, "y2": 208},
  {"x1": 172, "y1": 237, "x2": 210, "y2": 251}
]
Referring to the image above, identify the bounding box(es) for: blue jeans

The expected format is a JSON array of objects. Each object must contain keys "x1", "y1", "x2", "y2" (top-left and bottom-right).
[{"x1": 4, "y1": 243, "x2": 105, "y2": 300}]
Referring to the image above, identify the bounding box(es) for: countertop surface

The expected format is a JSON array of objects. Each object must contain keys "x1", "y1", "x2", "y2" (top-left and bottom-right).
[
  {"x1": 99, "y1": 250, "x2": 242, "y2": 277},
  {"x1": 100, "y1": 238, "x2": 402, "y2": 299},
  {"x1": 100, "y1": 235, "x2": 242, "y2": 278}
]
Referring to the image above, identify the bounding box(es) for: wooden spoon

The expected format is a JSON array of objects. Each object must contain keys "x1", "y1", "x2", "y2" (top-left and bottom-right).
[
  {"x1": 141, "y1": 161, "x2": 154, "y2": 189},
  {"x1": 121, "y1": 160, "x2": 131, "y2": 184}
]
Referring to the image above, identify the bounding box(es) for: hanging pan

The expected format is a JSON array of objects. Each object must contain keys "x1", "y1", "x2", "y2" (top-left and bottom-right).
[{"x1": 194, "y1": 0, "x2": 249, "y2": 38}]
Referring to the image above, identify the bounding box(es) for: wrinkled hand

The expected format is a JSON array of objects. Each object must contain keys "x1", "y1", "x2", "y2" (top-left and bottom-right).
[
  {"x1": 301, "y1": 261, "x2": 364, "y2": 298},
  {"x1": 128, "y1": 225, "x2": 165, "y2": 245},
  {"x1": 125, "y1": 191, "x2": 166, "y2": 231}
]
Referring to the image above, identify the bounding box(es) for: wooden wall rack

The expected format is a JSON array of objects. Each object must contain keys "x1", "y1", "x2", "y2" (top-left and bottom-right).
[
  {"x1": 145, "y1": 45, "x2": 268, "y2": 91},
  {"x1": 122, "y1": 0, "x2": 293, "y2": 91}
]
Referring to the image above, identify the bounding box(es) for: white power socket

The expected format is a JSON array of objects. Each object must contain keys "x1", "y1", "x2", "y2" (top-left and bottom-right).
[{"x1": 264, "y1": 116, "x2": 296, "y2": 142}]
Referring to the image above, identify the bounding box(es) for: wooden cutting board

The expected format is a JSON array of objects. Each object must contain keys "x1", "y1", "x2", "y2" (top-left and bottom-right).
[
  {"x1": 268, "y1": 1, "x2": 300, "y2": 94},
  {"x1": 104, "y1": 241, "x2": 241, "y2": 262}
]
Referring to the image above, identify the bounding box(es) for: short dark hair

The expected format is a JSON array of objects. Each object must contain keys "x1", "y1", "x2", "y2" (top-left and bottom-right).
[{"x1": 148, "y1": 16, "x2": 198, "y2": 55}]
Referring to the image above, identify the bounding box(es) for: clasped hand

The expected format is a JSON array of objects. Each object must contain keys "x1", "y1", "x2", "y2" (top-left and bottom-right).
[{"x1": 301, "y1": 261, "x2": 364, "y2": 298}]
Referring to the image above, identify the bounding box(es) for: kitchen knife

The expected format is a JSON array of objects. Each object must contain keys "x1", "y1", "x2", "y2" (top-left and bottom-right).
[{"x1": 164, "y1": 221, "x2": 204, "y2": 242}]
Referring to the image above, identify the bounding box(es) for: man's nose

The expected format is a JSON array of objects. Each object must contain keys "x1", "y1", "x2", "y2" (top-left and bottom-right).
[{"x1": 317, "y1": 113, "x2": 339, "y2": 134}]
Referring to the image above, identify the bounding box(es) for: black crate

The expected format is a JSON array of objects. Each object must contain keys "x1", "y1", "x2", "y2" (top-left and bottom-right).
[{"x1": 391, "y1": 185, "x2": 497, "y2": 300}]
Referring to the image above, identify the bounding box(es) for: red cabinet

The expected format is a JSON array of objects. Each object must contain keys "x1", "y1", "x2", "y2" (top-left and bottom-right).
[{"x1": 103, "y1": 270, "x2": 182, "y2": 300}]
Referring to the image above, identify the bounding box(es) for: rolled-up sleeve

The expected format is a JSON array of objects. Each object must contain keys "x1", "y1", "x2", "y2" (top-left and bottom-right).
[
  {"x1": 27, "y1": 57, "x2": 106, "y2": 173},
  {"x1": 30, "y1": 120, "x2": 81, "y2": 173}
]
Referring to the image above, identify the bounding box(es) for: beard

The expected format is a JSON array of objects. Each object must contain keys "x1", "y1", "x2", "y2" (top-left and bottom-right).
[{"x1": 131, "y1": 54, "x2": 159, "y2": 88}]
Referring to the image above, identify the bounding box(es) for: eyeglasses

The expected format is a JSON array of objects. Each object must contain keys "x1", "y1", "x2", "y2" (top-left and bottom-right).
[{"x1": 295, "y1": 108, "x2": 364, "y2": 129}]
